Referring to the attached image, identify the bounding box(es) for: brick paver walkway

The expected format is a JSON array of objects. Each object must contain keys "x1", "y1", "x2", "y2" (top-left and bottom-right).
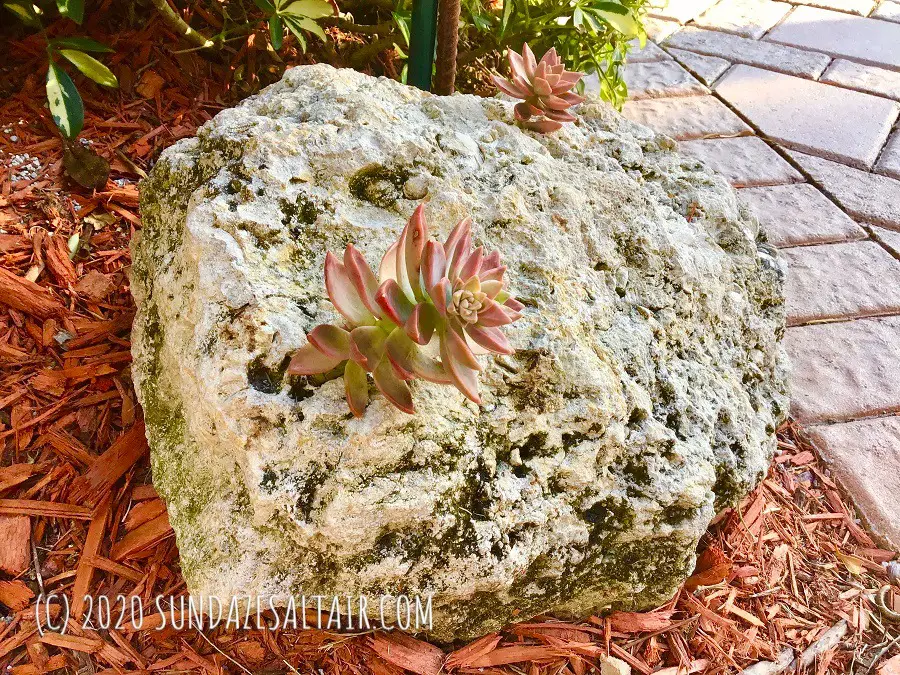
[{"x1": 588, "y1": 3, "x2": 900, "y2": 549}]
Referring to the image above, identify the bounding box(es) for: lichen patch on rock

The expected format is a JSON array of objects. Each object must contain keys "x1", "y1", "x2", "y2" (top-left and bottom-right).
[{"x1": 132, "y1": 64, "x2": 788, "y2": 641}]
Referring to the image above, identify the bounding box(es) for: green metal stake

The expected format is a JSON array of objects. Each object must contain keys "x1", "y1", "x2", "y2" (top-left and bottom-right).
[{"x1": 408, "y1": 0, "x2": 438, "y2": 91}]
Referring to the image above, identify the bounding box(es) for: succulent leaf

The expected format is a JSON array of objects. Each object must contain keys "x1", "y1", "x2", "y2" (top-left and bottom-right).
[
  {"x1": 376, "y1": 279, "x2": 415, "y2": 326},
  {"x1": 422, "y1": 240, "x2": 448, "y2": 292},
  {"x1": 440, "y1": 327, "x2": 482, "y2": 403},
  {"x1": 398, "y1": 204, "x2": 427, "y2": 301},
  {"x1": 406, "y1": 302, "x2": 439, "y2": 345},
  {"x1": 325, "y1": 252, "x2": 374, "y2": 326},
  {"x1": 287, "y1": 343, "x2": 343, "y2": 376},
  {"x1": 379, "y1": 242, "x2": 399, "y2": 284},
  {"x1": 307, "y1": 324, "x2": 351, "y2": 360},
  {"x1": 350, "y1": 325, "x2": 387, "y2": 370},
  {"x1": 466, "y1": 324, "x2": 514, "y2": 355},
  {"x1": 373, "y1": 356, "x2": 415, "y2": 413},
  {"x1": 344, "y1": 360, "x2": 369, "y2": 417},
  {"x1": 344, "y1": 245, "x2": 382, "y2": 318},
  {"x1": 443, "y1": 324, "x2": 482, "y2": 372},
  {"x1": 386, "y1": 328, "x2": 450, "y2": 383}
]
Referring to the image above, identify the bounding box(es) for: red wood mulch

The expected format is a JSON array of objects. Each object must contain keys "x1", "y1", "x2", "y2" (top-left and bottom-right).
[{"x1": 2, "y1": 9, "x2": 900, "y2": 675}]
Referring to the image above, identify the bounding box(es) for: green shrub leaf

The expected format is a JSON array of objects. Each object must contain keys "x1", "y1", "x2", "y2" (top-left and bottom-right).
[
  {"x1": 56, "y1": 0, "x2": 84, "y2": 23},
  {"x1": 253, "y1": 0, "x2": 275, "y2": 13},
  {"x1": 46, "y1": 63, "x2": 84, "y2": 139},
  {"x1": 59, "y1": 49, "x2": 118, "y2": 87},
  {"x1": 392, "y1": 12, "x2": 411, "y2": 46},
  {"x1": 50, "y1": 36, "x2": 114, "y2": 52},
  {"x1": 585, "y1": 6, "x2": 638, "y2": 36},
  {"x1": 3, "y1": 1, "x2": 40, "y2": 27},
  {"x1": 586, "y1": 2, "x2": 629, "y2": 15},
  {"x1": 283, "y1": 16, "x2": 309, "y2": 50},
  {"x1": 269, "y1": 15, "x2": 284, "y2": 49},
  {"x1": 500, "y1": 0, "x2": 514, "y2": 35},
  {"x1": 280, "y1": 0, "x2": 335, "y2": 18},
  {"x1": 294, "y1": 16, "x2": 327, "y2": 40}
]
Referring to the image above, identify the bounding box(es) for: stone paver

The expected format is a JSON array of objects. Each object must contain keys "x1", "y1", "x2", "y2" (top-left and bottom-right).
[
  {"x1": 715, "y1": 65, "x2": 899, "y2": 169},
  {"x1": 811, "y1": 418, "x2": 900, "y2": 550},
  {"x1": 695, "y1": 0, "x2": 793, "y2": 38},
  {"x1": 788, "y1": 150, "x2": 900, "y2": 229},
  {"x1": 785, "y1": 316, "x2": 900, "y2": 423},
  {"x1": 679, "y1": 136, "x2": 803, "y2": 186},
  {"x1": 622, "y1": 96, "x2": 752, "y2": 140},
  {"x1": 791, "y1": 0, "x2": 876, "y2": 16},
  {"x1": 807, "y1": 417, "x2": 900, "y2": 548},
  {"x1": 628, "y1": 40, "x2": 672, "y2": 63},
  {"x1": 876, "y1": 130, "x2": 900, "y2": 179},
  {"x1": 666, "y1": 48, "x2": 732, "y2": 85},
  {"x1": 650, "y1": 0, "x2": 720, "y2": 23},
  {"x1": 646, "y1": 0, "x2": 900, "y2": 556},
  {"x1": 665, "y1": 27, "x2": 831, "y2": 79},
  {"x1": 766, "y1": 6, "x2": 900, "y2": 70},
  {"x1": 873, "y1": 0, "x2": 900, "y2": 22},
  {"x1": 623, "y1": 60, "x2": 709, "y2": 99},
  {"x1": 873, "y1": 225, "x2": 900, "y2": 254},
  {"x1": 821, "y1": 59, "x2": 900, "y2": 102},
  {"x1": 738, "y1": 184, "x2": 866, "y2": 247},
  {"x1": 783, "y1": 241, "x2": 900, "y2": 324},
  {"x1": 644, "y1": 17, "x2": 683, "y2": 41}
]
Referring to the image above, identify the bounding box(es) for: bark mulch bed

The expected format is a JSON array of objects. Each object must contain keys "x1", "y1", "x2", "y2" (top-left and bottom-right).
[{"x1": 2, "y1": 14, "x2": 900, "y2": 675}]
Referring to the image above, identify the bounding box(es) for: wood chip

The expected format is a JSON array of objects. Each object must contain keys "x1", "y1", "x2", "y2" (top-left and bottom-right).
[
  {"x1": 68, "y1": 422, "x2": 148, "y2": 506},
  {"x1": 0, "y1": 267, "x2": 67, "y2": 319},
  {"x1": 74, "y1": 270, "x2": 116, "y2": 302},
  {"x1": 0, "y1": 580, "x2": 34, "y2": 611},
  {"x1": 0, "y1": 499, "x2": 92, "y2": 520},
  {"x1": 0, "y1": 515, "x2": 30, "y2": 574}
]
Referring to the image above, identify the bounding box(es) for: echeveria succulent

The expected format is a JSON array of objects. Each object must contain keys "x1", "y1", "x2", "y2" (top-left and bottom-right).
[
  {"x1": 492, "y1": 43, "x2": 585, "y2": 133},
  {"x1": 287, "y1": 205, "x2": 524, "y2": 415}
]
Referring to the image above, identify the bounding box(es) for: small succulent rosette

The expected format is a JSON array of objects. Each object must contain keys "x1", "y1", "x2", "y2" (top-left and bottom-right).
[{"x1": 492, "y1": 43, "x2": 585, "y2": 133}]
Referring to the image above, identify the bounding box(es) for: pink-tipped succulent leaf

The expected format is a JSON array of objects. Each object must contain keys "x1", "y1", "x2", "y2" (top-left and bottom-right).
[
  {"x1": 287, "y1": 204, "x2": 524, "y2": 415},
  {"x1": 493, "y1": 43, "x2": 585, "y2": 133}
]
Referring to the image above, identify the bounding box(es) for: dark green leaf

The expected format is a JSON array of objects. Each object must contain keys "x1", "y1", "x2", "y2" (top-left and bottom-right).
[
  {"x1": 586, "y1": 6, "x2": 638, "y2": 35},
  {"x1": 283, "y1": 16, "x2": 308, "y2": 51},
  {"x1": 269, "y1": 15, "x2": 283, "y2": 49},
  {"x1": 59, "y1": 49, "x2": 118, "y2": 87},
  {"x1": 293, "y1": 16, "x2": 327, "y2": 40},
  {"x1": 586, "y1": 2, "x2": 629, "y2": 15},
  {"x1": 253, "y1": 0, "x2": 275, "y2": 13},
  {"x1": 500, "y1": 0, "x2": 513, "y2": 35},
  {"x1": 50, "y1": 36, "x2": 113, "y2": 52},
  {"x1": 392, "y1": 11, "x2": 411, "y2": 46},
  {"x1": 279, "y1": 0, "x2": 334, "y2": 18},
  {"x1": 62, "y1": 139, "x2": 109, "y2": 189},
  {"x1": 471, "y1": 13, "x2": 491, "y2": 31},
  {"x1": 46, "y1": 63, "x2": 83, "y2": 139},
  {"x1": 56, "y1": 0, "x2": 83, "y2": 23},
  {"x1": 3, "y1": 1, "x2": 40, "y2": 26}
]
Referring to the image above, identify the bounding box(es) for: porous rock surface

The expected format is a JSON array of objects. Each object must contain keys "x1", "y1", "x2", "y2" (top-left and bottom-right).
[{"x1": 132, "y1": 64, "x2": 788, "y2": 641}]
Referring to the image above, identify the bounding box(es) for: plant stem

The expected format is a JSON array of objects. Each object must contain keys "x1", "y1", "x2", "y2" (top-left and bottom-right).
[
  {"x1": 149, "y1": 0, "x2": 217, "y2": 50},
  {"x1": 349, "y1": 34, "x2": 399, "y2": 67},
  {"x1": 433, "y1": 0, "x2": 461, "y2": 94}
]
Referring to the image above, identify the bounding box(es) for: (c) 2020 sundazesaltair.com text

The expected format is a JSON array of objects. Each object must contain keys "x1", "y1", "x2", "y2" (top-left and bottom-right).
[{"x1": 35, "y1": 593, "x2": 434, "y2": 634}]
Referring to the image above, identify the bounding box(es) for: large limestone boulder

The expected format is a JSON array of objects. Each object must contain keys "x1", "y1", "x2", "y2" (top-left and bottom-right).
[{"x1": 132, "y1": 64, "x2": 788, "y2": 641}]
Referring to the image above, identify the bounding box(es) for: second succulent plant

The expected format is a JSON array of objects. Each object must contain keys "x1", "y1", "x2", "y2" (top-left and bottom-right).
[
  {"x1": 287, "y1": 205, "x2": 524, "y2": 415},
  {"x1": 493, "y1": 43, "x2": 585, "y2": 133}
]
